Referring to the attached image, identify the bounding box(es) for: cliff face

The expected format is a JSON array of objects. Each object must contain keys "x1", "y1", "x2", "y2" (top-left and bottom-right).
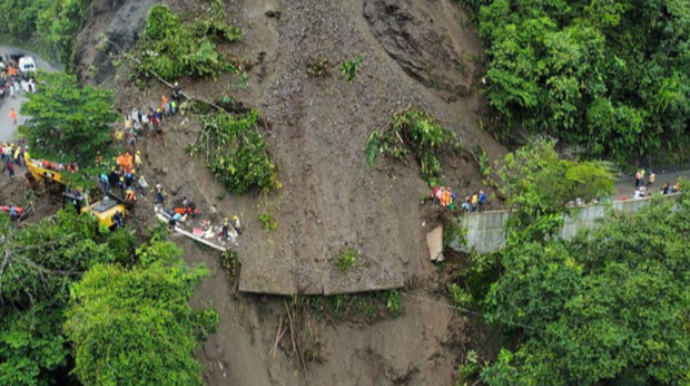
[{"x1": 75, "y1": 0, "x2": 161, "y2": 83}]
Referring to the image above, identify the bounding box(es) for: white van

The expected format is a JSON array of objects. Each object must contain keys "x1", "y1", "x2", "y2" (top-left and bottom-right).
[{"x1": 18, "y1": 57, "x2": 37, "y2": 74}]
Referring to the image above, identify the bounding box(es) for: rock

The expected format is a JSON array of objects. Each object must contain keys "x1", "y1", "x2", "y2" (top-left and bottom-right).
[{"x1": 265, "y1": 9, "x2": 282, "y2": 19}]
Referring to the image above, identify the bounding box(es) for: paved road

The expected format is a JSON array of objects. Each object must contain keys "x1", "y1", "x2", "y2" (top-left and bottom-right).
[
  {"x1": 612, "y1": 170, "x2": 690, "y2": 200},
  {"x1": 0, "y1": 44, "x2": 58, "y2": 143}
]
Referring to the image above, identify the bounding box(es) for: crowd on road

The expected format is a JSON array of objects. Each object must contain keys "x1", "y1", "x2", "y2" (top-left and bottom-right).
[
  {"x1": 0, "y1": 72, "x2": 37, "y2": 109},
  {"x1": 627, "y1": 169, "x2": 682, "y2": 200}
]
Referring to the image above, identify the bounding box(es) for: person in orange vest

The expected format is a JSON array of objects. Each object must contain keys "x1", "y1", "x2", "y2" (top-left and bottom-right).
[
  {"x1": 9, "y1": 108, "x2": 17, "y2": 124},
  {"x1": 161, "y1": 95, "x2": 168, "y2": 112}
]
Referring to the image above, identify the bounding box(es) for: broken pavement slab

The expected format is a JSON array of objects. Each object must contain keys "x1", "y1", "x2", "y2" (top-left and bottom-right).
[{"x1": 426, "y1": 225, "x2": 444, "y2": 262}]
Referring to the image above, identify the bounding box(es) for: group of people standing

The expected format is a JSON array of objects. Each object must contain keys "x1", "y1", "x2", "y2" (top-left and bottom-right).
[
  {"x1": 116, "y1": 83, "x2": 183, "y2": 146},
  {"x1": 632, "y1": 169, "x2": 682, "y2": 199},
  {"x1": 433, "y1": 186, "x2": 487, "y2": 213}
]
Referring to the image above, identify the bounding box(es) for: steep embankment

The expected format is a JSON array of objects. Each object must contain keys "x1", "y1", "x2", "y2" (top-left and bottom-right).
[{"x1": 74, "y1": 0, "x2": 506, "y2": 384}]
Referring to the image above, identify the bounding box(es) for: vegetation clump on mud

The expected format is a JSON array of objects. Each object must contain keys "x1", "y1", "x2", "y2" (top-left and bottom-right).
[
  {"x1": 138, "y1": 4, "x2": 241, "y2": 81},
  {"x1": 366, "y1": 108, "x2": 461, "y2": 187},
  {"x1": 191, "y1": 109, "x2": 279, "y2": 194}
]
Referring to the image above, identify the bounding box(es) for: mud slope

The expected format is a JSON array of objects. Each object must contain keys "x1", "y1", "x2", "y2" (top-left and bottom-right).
[
  {"x1": 79, "y1": 0, "x2": 503, "y2": 295},
  {"x1": 230, "y1": 0, "x2": 504, "y2": 295},
  {"x1": 72, "y1": 0, "x2": 506, "y2": 384}
]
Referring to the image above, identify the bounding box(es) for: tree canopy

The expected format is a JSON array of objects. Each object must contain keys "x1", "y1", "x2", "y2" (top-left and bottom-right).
[
  {"x1": 0, "y1": 211, "x2": 216, "y2": 386},
  {"x1": 481, "y1": 196, "x2": 690, "y2": 385},
  {"x1": 19, "y1": 72, "x2": 118, "y2": 187},
  {"x1": 0, "y1": 0, "x2": 93, "y2": 65},
  {"x1": 496, "y1": 138, "x2": 614, "y2": 241},
  {"x1": 0, "y1": 209, "x2": 113, "y2": 386},
  {"x1": 65, "y1": 255, "x2": 218, "y2": 386},
  {"x1": 461, "y1": 0, "x2": 690, "y2": 163}
]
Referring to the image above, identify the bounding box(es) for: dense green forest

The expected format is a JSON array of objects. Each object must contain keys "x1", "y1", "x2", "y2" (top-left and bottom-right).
[
  {"x1": 451, "y1": 141, "x2": 690, "y2": 385},
  {"x1": 461, "y1": 0, "x2": 690, "y2": 164},
  {"x1": 0, "y1": 0, "x2": 92, "y2": 65},
  {"x1": 0, "y1": 211, "x2": 217, "y2": 386}
]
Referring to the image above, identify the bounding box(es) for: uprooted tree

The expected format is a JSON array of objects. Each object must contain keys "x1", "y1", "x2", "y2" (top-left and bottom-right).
[{"x1": 365, "y1": 108, "x2": 462, "y2": 187}]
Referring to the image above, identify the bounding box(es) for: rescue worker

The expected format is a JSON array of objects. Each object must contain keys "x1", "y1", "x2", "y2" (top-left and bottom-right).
[
  {"x1": 112, "y1": 211, "x2": 123, "y2": 228},
  {"x1": 7, "y1": 159, "x2": 14, "y2": 179},
  {"x1": 135, "y1": 150, "x2": 142, "y2": 169},
  {"x1": 234, "y1": 215, "x2": 242, "y2": 235},
  {"x1": 125, "y1": 186, "x2": 137, "y2": 202},
  {"x1": 9, "y1": 108, "x2": 17, "y2": 124},
  {"x1": 169, "y1": 212, "x2": 181, "y2": 228},
  {"x1": 471, "y1": 193, "x2": 479, "y2": 212},
  {"x1": 119, "y1": 176, "x2": 126, "y2": 197},
  {"x1": 222, "y1": 218, "x2": 230, "y2": 240},
  {"x1": 9, "y1": 205, "x2": 17, "y2": 221},
  {"x1": 137, "y1": 175, "x2": 148, "y2": 196},
  {"x1": 173, "y1": 82, "x2": 182, "y2": 104},
  {"x1": 479, "y1": 191, "x2": 487, "y2": 212},
  {"x1": 155, "y1": 183, "x2": 164, "y2": 204},
  {"x1": 100, "y1": 172, "x2": 110, "y2": 192}
]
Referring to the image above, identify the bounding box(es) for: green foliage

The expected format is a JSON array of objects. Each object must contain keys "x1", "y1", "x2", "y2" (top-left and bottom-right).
[
  {"x1": 0, "y1": 209, "x2": 106, "y2": 386},
  {"x1": 366, "y1": 108, "x2": 460, "y2": 186},
  {"x1": 107, "y1": 228, "x2": 137, "y2": 266},
  {"x1": 19, "y1": 72, "x2": 118, "y2": 189},
  {"x1": 258, "y1": 212, "x2": 277, "y2": 232},
  {"x1": 456, "y1": 350, "x2": 481, "y2": 385},
  {"x1": 463, "y1": 0, "x2": 690, "y2": 163},
  {"x1": 305, "y1": 289, "x2": 403, "y2": 323},
  {"x1": 65, "y1": 261, "x2": 218, "y2": 386},
  {"x1": 447, "y1": 283, "x2": 473, "y2": 309},
  {"x1": 444, "y1": 219, "x2": 468, "y2": 248},
  {"x1": 191, "y1": 110, "x2": 279, "y2": 194},
  {"x1": 220, "y1": 250, "x2": 239, "y2": 279},
  {"x1": 385, "y1": 289, "x2": 402, "y2": 317},
  {"x1": 0, "y1": 0, "x2": 93, "y2": 67},
  {"x1": 139, "y1": 5, "x2": 241, "y2": 81},
  {"x1": 480, "y1": 197, "x2": 690, "y2": 386},
  {"x1": 497, "y1": 138, "x2": 614, "y2": 241},
  {"x1": 336, "y1": 248, "x2": 358, "y2": 272},
  {"x1": 341, "y1": 55, "x2": 363, "y2": 83}
]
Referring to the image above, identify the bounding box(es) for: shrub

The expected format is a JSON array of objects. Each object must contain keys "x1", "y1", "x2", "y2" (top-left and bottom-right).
[
  {"x1": 258, "y1": 212, "x2": 277, "y2": 232},
  {"x1": 447, "y1": 283, "x2": 473, "y2": 309},
  {"x1": 336, "y1": 248, "x2": 358, "y2": 272},
  {"x1": 385, "y1": 290, "x2": 402, "y2": 317},
  {"x1": 366, "y1": 108, "x2": 460, "y2": 186},
  {"x1": 220, "y1": 250, "x2": 239, "y2": 279},
  {"x1": 341, "y1": 55, "x2": 363, "y2": 83},
  {"x1": 139, "y1": 5, "x2": 241, "y2": 81},
  {"x1": 192, "y1": 110, "x2": 279, "y2": 194}
]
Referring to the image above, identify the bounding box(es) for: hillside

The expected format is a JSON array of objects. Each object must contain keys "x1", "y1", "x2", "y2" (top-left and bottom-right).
[
  {"x1": 3, "y1": 0, "x2": 689, "y2": 385},
  {"x1": 62, "y1": 0, "x2": 506, "y2": 384}
]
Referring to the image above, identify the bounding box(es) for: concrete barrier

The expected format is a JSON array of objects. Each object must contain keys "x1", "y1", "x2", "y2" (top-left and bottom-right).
[{"x1": 451, "y1": 193, "x2": 681, "y2": 254}]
